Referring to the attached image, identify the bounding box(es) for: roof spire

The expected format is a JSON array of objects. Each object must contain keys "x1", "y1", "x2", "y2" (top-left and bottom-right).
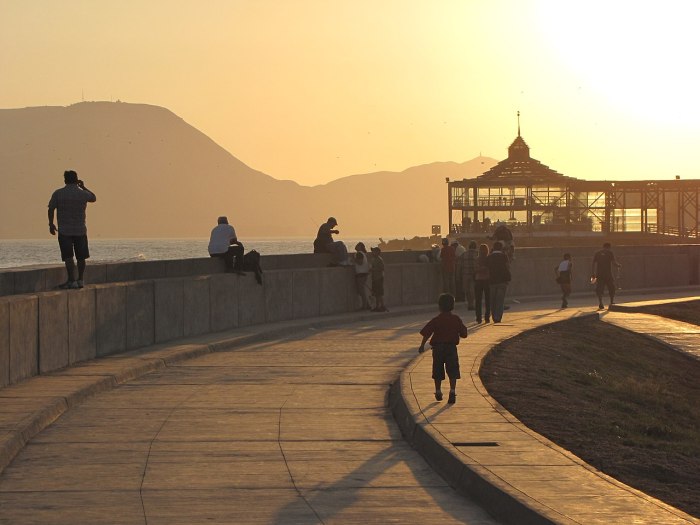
[{"x1": 517, "y1": 110, "x2": 521, "y2": 137}]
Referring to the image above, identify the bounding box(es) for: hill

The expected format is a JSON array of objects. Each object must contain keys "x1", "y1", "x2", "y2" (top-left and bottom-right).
[{"x1": 0, "y1": 102, "x2": 497, "y2": 239}]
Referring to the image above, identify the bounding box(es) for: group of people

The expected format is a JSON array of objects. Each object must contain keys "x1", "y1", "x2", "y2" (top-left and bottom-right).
[
  {"x1": 46, "y1": 171, "x2": 621, "y2": 318},
  {"x1": 438, "y1": 237, "x2": 512, "y2": 323},
  {"x1": 351, "y1": 242, "x2": 387, "y2": 312},
  {"x1": 436, "y1": 232, "x2": 621, "y2": 324},
  {"x1": 418, "y1": 241, "x2": 621, "y2": 407},
  {"x1": 312, "y1": 217, "x2": 387, "y2": 312},
  {"x1": 554, "y1": 242, "x2": 621, "y2": 310}
]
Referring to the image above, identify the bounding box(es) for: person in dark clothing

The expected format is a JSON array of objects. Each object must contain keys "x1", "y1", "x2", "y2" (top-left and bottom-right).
[
  {"x1": 592, "y1": 242, "x2": 621, "y2": 310},
  {"x1": 313, "y1": 217, "x2": 348, "y2": 265},
  {"x1": 474, "y1": 243, "x2": 491, "y2": 323},
  {"x1": 490, "y1": 223, "x2": 514, "y2": 260},
  {"x1": 461, "y1": 240, "x2": 478, "y2": 310},
  {"x1": 48, "y1": 170, "x2": 97, "y2": 289},
  {"x1": 486, "y1": 241, "x2": 511, "y2": 323},
  {"x1": 418, "y1": 293, "x2": 468, "y2": 404},
  {"x1": 440, "y1": 238, "x2": 456, "y2": 296},
  {"x1": 370, "y1": 247, "x2": 387, "y2": 312}
]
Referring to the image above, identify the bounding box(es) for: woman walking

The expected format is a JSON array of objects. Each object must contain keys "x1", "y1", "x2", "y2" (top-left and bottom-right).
[
  {"x1": 474, "y1": 243, "x2": 491, "y2": 323},
  {"x1": 555, "y1": 253, "x2": 573, "y2": 308}
]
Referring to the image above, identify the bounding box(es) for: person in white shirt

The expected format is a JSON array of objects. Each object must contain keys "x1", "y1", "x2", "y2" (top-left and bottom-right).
[
  {"x1": 353, "y1": 242, "x2": 371, "y2": 310},
  {"x1": 208, "y1": 216, "x2": 245, "y2": 274}
]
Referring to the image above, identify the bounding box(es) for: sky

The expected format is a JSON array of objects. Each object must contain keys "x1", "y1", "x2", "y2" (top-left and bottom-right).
[{"x1": 2, "y1": 0, "x2": 700, "y2": 186}]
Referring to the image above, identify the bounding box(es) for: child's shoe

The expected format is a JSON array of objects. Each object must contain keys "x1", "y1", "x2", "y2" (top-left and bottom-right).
[
  {"x1": 434, "y1": 391, "x2": 443, "y2": 401},
  {"x1": 447, "y1": 392, "x2": 456, "y2": 404}
]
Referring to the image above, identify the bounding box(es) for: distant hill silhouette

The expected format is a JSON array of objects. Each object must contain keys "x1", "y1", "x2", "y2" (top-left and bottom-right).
[{"x1": 0, "y1": 102, "x2": 497, "y2": 239}]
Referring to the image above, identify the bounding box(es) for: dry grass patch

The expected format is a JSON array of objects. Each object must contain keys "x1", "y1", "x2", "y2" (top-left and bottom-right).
[{"x1": 480, "y1": 315, "x2": 700, "y2": 518}]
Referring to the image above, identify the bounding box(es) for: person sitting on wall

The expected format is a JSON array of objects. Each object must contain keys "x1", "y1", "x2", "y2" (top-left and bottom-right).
[
  {"x1": 313, "y1": 216, "x2": 349, "y2": 266},
  {"x1": 208, "y1": 216, "x2": 245, "y2": 275}
]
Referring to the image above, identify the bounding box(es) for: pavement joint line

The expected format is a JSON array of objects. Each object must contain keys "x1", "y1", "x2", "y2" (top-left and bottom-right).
[
  {"x1": 0, "y1": 303, "x2": 436, "y2": 476},
  {"x1": 2, "y1": 291, "x2": 699, "y2": 523}
]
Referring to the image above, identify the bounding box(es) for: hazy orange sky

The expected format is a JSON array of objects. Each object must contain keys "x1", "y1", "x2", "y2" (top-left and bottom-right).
[{"x1": 2, "y1": 0, "x2": 699, "y2": 186}]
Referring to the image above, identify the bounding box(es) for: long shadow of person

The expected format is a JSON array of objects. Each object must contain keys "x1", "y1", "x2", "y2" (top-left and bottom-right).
[{"x1": 270, "y1": 394, "x2": 493, "y2": 523}]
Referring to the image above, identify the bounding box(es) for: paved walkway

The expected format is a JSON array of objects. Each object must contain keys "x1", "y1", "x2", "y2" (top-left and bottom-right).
[
  {"x1": 1, "y1": 292, "x2": 699, "y2": 524},
  {"x1": 605, "y1": 299, "x2": 700, "y2": 361},
  {"x1": 0, "y1": 309, "x2": 498, "y2": 525}
]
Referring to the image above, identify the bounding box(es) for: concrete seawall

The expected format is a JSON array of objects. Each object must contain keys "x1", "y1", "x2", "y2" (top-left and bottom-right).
[
  {"x1": 1, "y1": 244, "x2": 698, "y2": 388},
  {"x1": 0, "y1": 262, "x2": 442, "y2": 388}
]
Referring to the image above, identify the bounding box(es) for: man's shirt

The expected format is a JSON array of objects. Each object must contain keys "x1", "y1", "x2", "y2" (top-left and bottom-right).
[
  {"x1": 208, "y1": 224, "x2": 237, "y2": 255},
  {"x1": 48, "y1": 184, "x2": 96, "y2": 236},
  {"x1": 593, "y1": 249, "x2": 617, "y2": 278}
]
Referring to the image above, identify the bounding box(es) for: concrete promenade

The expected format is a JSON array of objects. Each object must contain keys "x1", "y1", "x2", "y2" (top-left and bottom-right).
[{"x1": 1, "y1": 292, "x2": 699, "y2": 524}]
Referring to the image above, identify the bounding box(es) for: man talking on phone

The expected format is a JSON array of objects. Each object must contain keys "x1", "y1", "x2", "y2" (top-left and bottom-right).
[{"x1": 48, "y1": 170, "x2": 97, "y2": 289}]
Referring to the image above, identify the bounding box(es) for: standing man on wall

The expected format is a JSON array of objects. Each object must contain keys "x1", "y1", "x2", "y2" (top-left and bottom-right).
[
  {"x1": 592, "y1": 242, "x2": 621, "y2": 310},
  {"x1": 48, "y1": 170, "x2": 97, "y2": 289}
]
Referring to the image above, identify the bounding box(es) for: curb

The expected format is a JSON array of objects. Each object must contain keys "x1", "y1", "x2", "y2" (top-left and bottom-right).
[
  {"x1": 389, "y1": 361, "x2": 569, "y2": 525},
  {"x1": 389, "y1": 309, "x2": 700, "y2": 525}
]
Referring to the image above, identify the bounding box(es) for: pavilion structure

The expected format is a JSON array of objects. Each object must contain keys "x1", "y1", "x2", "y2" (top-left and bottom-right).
[{"x1": 448, "y1": 118, "x2": 700, "y2": 240}]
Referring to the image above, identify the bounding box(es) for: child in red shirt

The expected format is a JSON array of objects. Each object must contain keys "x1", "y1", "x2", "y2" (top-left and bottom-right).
[{"x1": 418, "y1": 293, "x2": 468, "y2": 404}]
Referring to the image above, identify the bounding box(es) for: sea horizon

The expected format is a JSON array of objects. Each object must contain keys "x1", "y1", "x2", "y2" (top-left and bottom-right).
[{"x1": 0, "y1": 236, "x2": 389, "y2": 269}]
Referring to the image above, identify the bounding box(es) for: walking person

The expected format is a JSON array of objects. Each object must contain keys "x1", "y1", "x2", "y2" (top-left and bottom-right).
[
  {"x1": 592, "y1": 242, "x2": 621, "y2": 310},
  {"x1": 555, "y1": 253, "x2": 573, "y2": 308},
  {"x1": 452, "y1": 240, "x2": 466, "y2": 301},
  {"x1": 48, "y1": 170, "x2": 97, "y2": 289},
  {"x1": 440, "y1": 238, "x2": 456, "y2": 296},
  {"x1": 474, "y1": 243, "x2": 491, "y2": 323},
  {"x1": 486, "y1": 241, "x2": 511, "y2": 323},
  {"x1": 208, "y1": 216, "x2": 245, "y2": 274},
  {"x1": 418, "y1": 293, "x2": 468, "y2": 404},
  {"x1": 354, "y1": 242, "x2": 371, "y2": 310},
  {"x1": 461, "y1": 240, "x2": 478, "y2": 310}
]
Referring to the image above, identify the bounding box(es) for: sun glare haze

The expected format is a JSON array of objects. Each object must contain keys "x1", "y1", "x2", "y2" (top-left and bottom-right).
[{"x1": 1, "y1": 0, "x2": 699, "y2": 185}]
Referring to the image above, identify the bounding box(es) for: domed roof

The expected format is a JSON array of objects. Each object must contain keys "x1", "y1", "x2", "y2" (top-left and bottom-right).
[{"x1": 476, "y1": 116, "x2": 577, "y2": 185}]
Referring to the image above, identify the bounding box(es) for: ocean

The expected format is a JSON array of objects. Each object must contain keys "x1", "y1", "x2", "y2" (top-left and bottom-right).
[{"x1": 0, "y1": 237, "x2": 380, "y2": 269}]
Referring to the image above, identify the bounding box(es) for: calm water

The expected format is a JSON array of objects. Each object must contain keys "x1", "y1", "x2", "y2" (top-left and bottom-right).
[{"x1": 0, "y1": 238, "x2": 379, "y2": 269}]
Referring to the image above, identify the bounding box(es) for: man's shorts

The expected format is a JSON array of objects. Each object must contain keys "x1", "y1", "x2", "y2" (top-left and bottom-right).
[
  {"x1": 372, "y1": 278, "x2": 384, "y2": 298},
  {"x1": 431, "y1": 343, "x2": 461, "y2": 381},
  {"x1": 595, "y1": 275, "x2": 615, "y2": 296},
  {"x1": 58, "y1": 234, "x2": 90, "y2": 261}
]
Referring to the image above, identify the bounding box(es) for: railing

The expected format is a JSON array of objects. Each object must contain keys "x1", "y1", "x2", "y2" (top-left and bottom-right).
[{"x1": 452, "y1": 197, "x2": 569, "y2": 208}]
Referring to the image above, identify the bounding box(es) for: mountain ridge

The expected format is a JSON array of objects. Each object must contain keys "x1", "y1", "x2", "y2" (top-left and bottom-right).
[{"x1": 0, "y1": 102, "x2": 497, "y2": 239}]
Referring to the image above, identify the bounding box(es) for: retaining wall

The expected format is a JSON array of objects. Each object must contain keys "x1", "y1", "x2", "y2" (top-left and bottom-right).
[
  {"x1": 1, "y1": 245, "x2": 698, "y2": 389},
  {"x1": 0, "y1": 263, "x2": 443, "y2": 388}
]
